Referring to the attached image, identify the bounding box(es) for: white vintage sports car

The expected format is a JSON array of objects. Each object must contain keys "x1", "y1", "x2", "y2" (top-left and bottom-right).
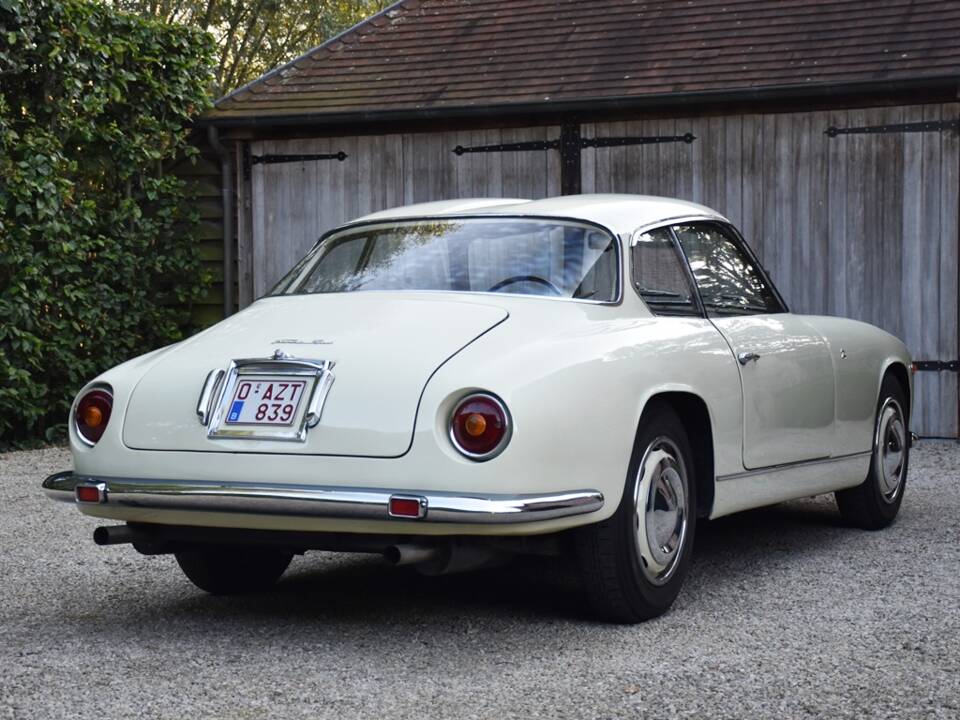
[{"x1": 43, "y1": 194, "x2": 913, "y2": 622}]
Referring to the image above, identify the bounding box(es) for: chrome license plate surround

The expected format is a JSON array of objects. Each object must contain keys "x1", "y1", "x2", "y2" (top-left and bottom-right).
[{"x1": 202, "y1": 356, "x2": 335, "y2": 442}]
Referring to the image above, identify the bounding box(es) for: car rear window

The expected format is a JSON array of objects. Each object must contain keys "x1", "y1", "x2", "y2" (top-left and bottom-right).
[{"x1": 270, "y1": 218, "x2": 619, "y2": 303}]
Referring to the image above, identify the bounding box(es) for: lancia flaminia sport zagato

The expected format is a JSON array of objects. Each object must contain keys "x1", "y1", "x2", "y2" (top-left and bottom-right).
[{"x1": 43, "y1": 194, "x2": 912, "y2": 622}]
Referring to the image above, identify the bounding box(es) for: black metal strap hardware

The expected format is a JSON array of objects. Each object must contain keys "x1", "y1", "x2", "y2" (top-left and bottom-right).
[
  {"x1": 452, "y1": 133, "x2": 696, "y2": 155},
  {"x1": 581, "y1": 133, "x2": 696, "y2": 148},
  {"x1": 825, "y1": 120, "x2": 960, "y2": 137},
  {"x1": 453, "y1": 140, "x2": 560, "y2": 155},
  {"x1": 251, "y1": 152, "x2": 348, "y2": 165},
  {"x1": 912, "y1": 360, "x2": 960, "y2": 372}
]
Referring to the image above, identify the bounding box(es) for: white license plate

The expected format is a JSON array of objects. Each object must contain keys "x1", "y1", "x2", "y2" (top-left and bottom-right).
[{"x1": 225, "y1": 377, "x2": 308, "y2": 426}]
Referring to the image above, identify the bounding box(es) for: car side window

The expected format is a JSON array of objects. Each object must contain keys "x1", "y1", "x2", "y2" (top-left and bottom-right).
[
  {"x1": 631, "y1": 228, "x2": 700, "y2": 317},
  {"x1": 673, "y1": 223, "x2": 784, "y2": 316}
]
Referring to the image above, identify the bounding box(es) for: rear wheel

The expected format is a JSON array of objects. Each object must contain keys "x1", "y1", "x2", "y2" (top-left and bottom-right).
[
  {"x1": 175, "y1": 547, "x2": 293, "y2": 595},
  {"x1": 576, "y1": 403, "x2": 697, "y2": 623},
  {"x1": 835, "y1": 375, "x2": 909, "y2": 530}
]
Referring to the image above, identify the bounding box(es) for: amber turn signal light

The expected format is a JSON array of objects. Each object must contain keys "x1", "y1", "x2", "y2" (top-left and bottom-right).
[
  {"x1": 449, "y1": 393, "x2": 511, "y2": 460},
  {"x1": 464, "y1": 413, "x2": 487, "y2": 437},
  {"x1": 82, "y1": 405, "x2": 103, "y2": 428},
  {"x1": 75, "y1": 388, "x2": 113, "y2": 446}
]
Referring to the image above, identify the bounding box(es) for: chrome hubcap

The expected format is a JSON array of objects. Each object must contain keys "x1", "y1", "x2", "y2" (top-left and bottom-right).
[
  {"x1": 633, "y1": 437, "x2": 688, "y2": 585},
  {"x1": 875, "y1": 397, "x2": 906, "y2": 503}
]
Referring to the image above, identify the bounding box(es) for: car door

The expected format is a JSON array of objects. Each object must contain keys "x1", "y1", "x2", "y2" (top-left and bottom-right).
[{"x1": 672, "y1": 222, "x2": 836, "y2": 469}]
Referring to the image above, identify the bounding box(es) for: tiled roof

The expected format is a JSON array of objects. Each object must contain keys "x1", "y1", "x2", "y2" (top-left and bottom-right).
[{"x1": 207, "y1": 0, "x2": 960, "y2": 123}]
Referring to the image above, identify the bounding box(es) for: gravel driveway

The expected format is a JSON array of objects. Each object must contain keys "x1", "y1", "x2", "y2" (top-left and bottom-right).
[{"x1": 1, "y1": 443, "x2": 958, "y2": 719}]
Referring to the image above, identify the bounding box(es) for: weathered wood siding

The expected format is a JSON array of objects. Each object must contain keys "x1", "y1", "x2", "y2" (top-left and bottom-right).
[
  {"x1": 241, "y1": 106, "x2": 958, "y2": 436},
  {"x1": 582, "y1": 103, "x2": 959, "y2": 437},
  {"x1": 247, "y1": 126, "x2": 560, "y2": 300}
]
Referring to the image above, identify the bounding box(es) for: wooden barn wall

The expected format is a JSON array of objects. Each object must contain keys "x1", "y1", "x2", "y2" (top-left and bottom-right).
[
  {"x1": 246, "y1": 126, "x2": 561, "y2": 302},
  {"x1": 241, "y1": 105, "x2": 958, "y2": 437},
  {"x1": 582, "y1": 103, "x2": 959, "y2": 437}
]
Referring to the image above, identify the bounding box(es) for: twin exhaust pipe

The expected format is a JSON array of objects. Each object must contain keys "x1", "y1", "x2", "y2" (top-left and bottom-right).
[{"x1": 92, "y1": 526, "x2": 504, "y2": 575}]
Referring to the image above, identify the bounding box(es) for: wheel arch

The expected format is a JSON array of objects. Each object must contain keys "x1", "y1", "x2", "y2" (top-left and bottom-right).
[
  {"x1": 881, "y1": 360, "x2": 912, "y2": 424},
  {"x1": 640, "y1": 391, "x2": 715, "y2": 519}
]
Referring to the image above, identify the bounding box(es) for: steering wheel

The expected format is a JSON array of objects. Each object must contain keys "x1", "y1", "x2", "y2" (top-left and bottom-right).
[{"x1": 487, "y1": 275, "x2": 563, "y2": 295}]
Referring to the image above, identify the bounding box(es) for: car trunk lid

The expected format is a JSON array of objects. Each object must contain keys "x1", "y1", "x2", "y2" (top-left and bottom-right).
[{"x1": 122, "y1": 293, "x2": 507, "y2": 456}]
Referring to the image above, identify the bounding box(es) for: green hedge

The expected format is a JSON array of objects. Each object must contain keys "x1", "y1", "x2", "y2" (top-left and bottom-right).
[{"x1": 0, "y1": 0, "x2": 215, "y2": 447}]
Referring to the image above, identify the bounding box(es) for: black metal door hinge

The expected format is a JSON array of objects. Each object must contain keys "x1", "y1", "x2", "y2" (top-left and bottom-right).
[
  {"x1": 581, "y1": 133, "x2": 696, "y2": 148},
  {"x1": 241, "y1": 149, "x2": 348, "y2": 179},
  {"x1": 912, "y1": 360, "x2": 960, "y2": 372},
  {"x1": 251, "y1": 152, "x2": 348, "y2": 165},
  {"x1": 452, "y1": 133, "x2": 696, "y2": 155},
  {"x1": 241, "y1": 143, "x2": 251, "y2": 180},
  {"x1": 825, "y1": 120, "x2": 960, "y2": 137},
  {"x1": 453, "y1": 139, "x2": 560, "y2": 155}
]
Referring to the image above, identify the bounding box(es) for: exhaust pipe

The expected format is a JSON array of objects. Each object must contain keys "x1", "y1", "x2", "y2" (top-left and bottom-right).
[
  {"x1": 93, "y1": 524, "x2": 172, "y2": 554},
  {"x1": 383, "y1": 544, "x2": 438, "y2": 566},
  {"x1": 93, "y1": 525, "x2": 136, "y2": 546},
  {"x1": 384, "y1": 542, "x2": 508, "y2": 575}
]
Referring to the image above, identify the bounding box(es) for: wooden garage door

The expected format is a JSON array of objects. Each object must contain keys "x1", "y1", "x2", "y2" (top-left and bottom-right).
[
  {"x1": 582, "y1": 104, "x2": 959, "y2": 437},
  {"x1": 245, "y1": 126, "x2": 560, "y2": 300}
]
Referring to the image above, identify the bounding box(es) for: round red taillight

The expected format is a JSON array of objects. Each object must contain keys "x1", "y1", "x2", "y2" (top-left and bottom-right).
[
  {"x1": 450, "y1": 393, "x2": 511, "y2": 460},
  {"x1": 75, "y1": 388, "x2": 113, "y2": 446}
]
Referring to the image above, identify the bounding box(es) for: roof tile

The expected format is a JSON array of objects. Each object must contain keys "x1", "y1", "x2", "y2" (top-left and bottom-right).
[{"x1": 208, "y1": 0, "x2": 960, "y2": 121}]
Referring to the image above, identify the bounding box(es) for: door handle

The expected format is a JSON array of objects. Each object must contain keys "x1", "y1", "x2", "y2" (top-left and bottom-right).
[{"x1": 737, "y1": 352, "x2": 760, "y2": 366}]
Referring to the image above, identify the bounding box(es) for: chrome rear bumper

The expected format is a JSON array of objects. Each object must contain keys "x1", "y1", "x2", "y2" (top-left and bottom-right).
[{"x1": 42, "y1": 471, "x2": 604, "y2": 525}]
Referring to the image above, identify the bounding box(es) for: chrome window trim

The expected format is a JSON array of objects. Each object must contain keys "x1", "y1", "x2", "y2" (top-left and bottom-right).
[
  {"x1": 719, "y1": 221, "x2": 790, "y2": 314},
  {"x1": 629, "y1": 214, "x2": 728, "y2": 244},
  {"x1": 661, "y1": 219, "x2": 790, "y2": 316},
  {"x1": 628, "y1": 225, "x2": 705, "y2": 319},
  {"x1": 272, "y1": 214, "x2": 624, "y2": 307}
]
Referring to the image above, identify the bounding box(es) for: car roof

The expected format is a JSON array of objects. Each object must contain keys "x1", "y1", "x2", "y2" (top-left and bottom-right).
[{"x1": 348, "y1": 194, "x2": 727, "y2": 236}]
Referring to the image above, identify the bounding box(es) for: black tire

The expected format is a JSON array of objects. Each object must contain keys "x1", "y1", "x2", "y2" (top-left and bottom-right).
[
  {"x1": 835, "y1": 375, "x2": 909, "y2": 530},
  {"x1": 575, "y1": 402, "x2": 697, "y2": 623},
  {"x1": 175, "y1": 546, "x2": 293, "y2": 595}
]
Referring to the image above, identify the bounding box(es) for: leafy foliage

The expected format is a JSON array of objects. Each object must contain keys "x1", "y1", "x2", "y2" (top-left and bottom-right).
[
  {"x1": 110, "y1": 0, "x2": 391, "y2": 94},
  {"x1": 0, "y1": 0, "x2": 215, "y2": 447}
]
